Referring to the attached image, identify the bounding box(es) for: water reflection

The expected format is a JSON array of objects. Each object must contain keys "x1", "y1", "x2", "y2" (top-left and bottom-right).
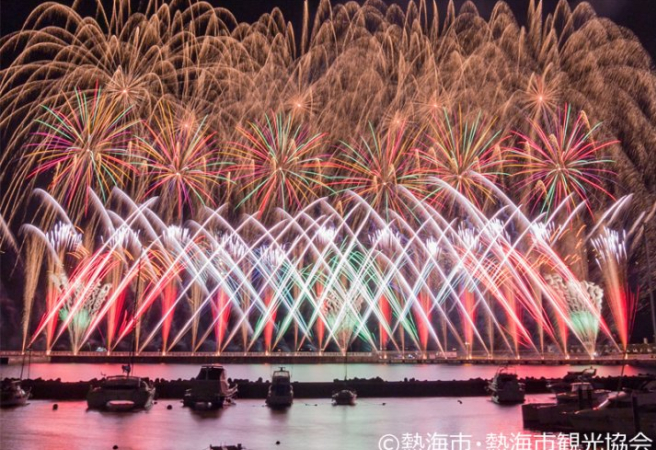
[
  {"x1": 3, "y1": 363, "x2": 655, "y2": 449},
  {"x1": 0, "y1": 394, "x2": 616, "y2": 450},
  {"x1": 1, "y1": 363, "x2": 654, "y2": 382}
]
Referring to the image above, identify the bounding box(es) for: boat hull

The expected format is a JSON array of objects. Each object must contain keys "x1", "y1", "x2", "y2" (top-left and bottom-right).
[
  {"x1": 183, "y1": 392, "x2": 226, "y2": 410},
  {"x1": 265, "y1": 394, "x2": 293, "y2": 408},
  {"x1": 332, "y1": 391, "x2": 357, "y2": 406},
  {"x1": 87, "y1": 388, "x2": 155, "y2": 411},
  {"x1": 0, "y1": 392, "x2": 29, "y2": 407},
  {"x1": 522, "y1": 403, "x2": 577, "y2": 429},
  {"x1": 106, "y1": 400, "x2": 139, "y2": 412},
  {"x1": 491, "y1": 393, "x2": 525, "y2": 405},
  {"x1": 87, "y1": 377, "x2": 155, "y2": 411},
  {"x1": 0, "y1": 382, "x2": 30, "y2": 408},
  {"x1": 567, "y1": 410, "x2": 656, "y2": 437}
]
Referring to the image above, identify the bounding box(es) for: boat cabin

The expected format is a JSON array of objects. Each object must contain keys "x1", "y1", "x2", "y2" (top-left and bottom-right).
[
  {"x1": 563, "y1": 367, "x2": 596, "y2": 382},
  {"x1": 1, "y1": 380, "x2": 23, "y2": 390},
  {"x1": 272, "y1": 368, "x2": 291, "y2": 384},
  {"x1": 570, "y1": 382, "x2": 594, "y2": 393},
  {"x1": 99, "y1": 376, "x2": 147, "y2": 390},
  {"x1": 195, "y1": 365, "x2": 227, "y2": 382}
]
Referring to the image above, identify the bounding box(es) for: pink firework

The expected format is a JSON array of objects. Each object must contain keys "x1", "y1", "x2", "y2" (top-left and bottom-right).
[
  {"x1": 27, "y1": 88, "x2": 138, "y2": 215},
  {"x1": 228, "y1": 113, "x2": 328, "y2": 218},
  {"x1": 136, "y1": 103, "x2": 226, "y2": 219},
  {"x1": 512, "y1": 105, "x2": 617, "y2": 214},
  {"x1": 422, "y1": 109, "x2": 509, "y2": 209}
]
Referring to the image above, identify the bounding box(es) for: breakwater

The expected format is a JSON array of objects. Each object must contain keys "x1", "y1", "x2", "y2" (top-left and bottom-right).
[{"x1": 14, "y1": 375, "x2": 655, "y2": 401}]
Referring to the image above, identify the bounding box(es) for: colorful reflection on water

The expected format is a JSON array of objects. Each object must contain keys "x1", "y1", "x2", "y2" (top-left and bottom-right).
[
  {"x1": 4, "y1": 395, "x2": 560, "y2": 450},
  {"x1": 1, "y1": 363, "x2": 655, "y2": 382}
]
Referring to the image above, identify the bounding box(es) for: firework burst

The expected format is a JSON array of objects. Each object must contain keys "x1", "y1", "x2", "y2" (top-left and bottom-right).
[
  {"x1": 136, "y1": 103, "x2": 226, "y2": 219},
  {"x1": 512, "y1": 105, "x2": 617, "y2": 214},
  {"x1": 422, "y1": 109, "x2": 508, "y2": 209},
  {"x1": 23, "y1": 88, "x2": 137, "y2": 216},
  {"x1": 229, "y1": 113, "x2": 328, "y2": 218},
  {"x1": 519, "y1": 71, "x2": 562, "y2": 119},
  {"x1": 331, "y1": 122, "x2": 427, "y2": 218}
]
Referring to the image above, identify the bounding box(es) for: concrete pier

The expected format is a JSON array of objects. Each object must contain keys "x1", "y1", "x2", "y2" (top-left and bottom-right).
[{"x1": 2, "y1": 350, "x2": 655, "y2": 366}]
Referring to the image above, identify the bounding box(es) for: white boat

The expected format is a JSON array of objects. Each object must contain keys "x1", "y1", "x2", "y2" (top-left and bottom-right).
[
  {"x1": 332, "y1": 388, "x2": 357, "y2": 405},
  {"x1": 183, "y1": 365, "x2": 238, "y2": 410},
  {"x1": 87, "y1": 260, "x2": 156, "y2": 412},
  {"x1": 266, "y1": 367, "x2": 293, "y2": 408},
  {"x1": 547, "y1": 367, "x2": 596, "y2": 393},
  {"x1": 488, "y1": 368, "x2": 525, "y2": 404},
  {"x1": 555, "y1": 381, "x2": 609, "y2": 406},
  {"x1": 0, "y1": 379, "x2": 30, "y2": 407},
  {"x1": 565, "y1": 381, "x2": 656, "y2": 437},
  {"x1": 87, "y1": 375, "x2": 155, "y2": 411},
  {"x1": 522, "y1": 382, "x2": 609, "y2": 430}
]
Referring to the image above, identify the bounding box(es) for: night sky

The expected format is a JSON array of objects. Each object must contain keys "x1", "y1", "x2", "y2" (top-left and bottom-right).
[{"x1": 2, "y1": 0, "x2": 656, "y2": 64}]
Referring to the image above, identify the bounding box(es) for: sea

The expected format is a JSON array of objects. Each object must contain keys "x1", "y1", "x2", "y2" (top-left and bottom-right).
[{"x1": 1, "y1": 363, "x2": 655, "y2": 450}]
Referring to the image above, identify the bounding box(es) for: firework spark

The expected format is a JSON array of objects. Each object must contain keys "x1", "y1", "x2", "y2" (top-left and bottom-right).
[
  {"x1": 25, "y1": 88, "x2": 137, "y2": 215},
  {"x1": 422, "y1": 109, "x2": 508, "y2": 209},
  {"x1": 230, "y1": 113, "x2": 328, "y2": 218},
  {"x1": 136, "y1": 103, "x2": 226, "y2": 219},
  {"x1": 331, "y1": 122, "x2": 427, "y2": 218},
  {"x1": 512, "y1": 105, "x2": 617, "y2": 214}
]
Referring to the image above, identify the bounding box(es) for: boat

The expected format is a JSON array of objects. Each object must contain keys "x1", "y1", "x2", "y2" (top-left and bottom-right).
[
  {"x1": 547, "y1": 367, "x2": 597, "y2": 393},
  {"x1": 266, "y1": 367, "x2": 293, "y2": 408},
  {"x1": 183, "y1": 365, "x2": 238, "y2": 410},
  {"x1": 564, "y1": 380, "x2": 656, "y2": 437},
  {"x1": 87, "y1": 255, "x2": 155, "y2": 411},
  {"x1": 87, "y1": 374, "x2": 155, "y2": 411},
  {"x1": 1, "y1": 348, "x2": 32, "y2": 408},
  {"x1": 554, "y1": 381, "x2": 609, "y2": 406},
  {"x1": 488, "y1": 368, "x2": 525, "y2": 404},
  {"x1": 332, "y1": 388, "x2": 357, "y2": 405},
  {"x1": 0, "y1": 379, "x2": 30, "y2": 407},
  {"x1": 522, "y1": 401, "x2": 575, "y2": 430},
  {"x1": 522, "y1": 381, "x2": 609, "y2": 430},
  {"x1": 564, "y1": 367, "x2": 597, "y2": 381},
  {"x1": 332, "y1": 348, "x2": 357, "y2": 406}
]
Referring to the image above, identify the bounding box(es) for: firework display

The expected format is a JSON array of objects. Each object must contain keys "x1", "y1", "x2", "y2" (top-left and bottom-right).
[
  {"x1": 1, "y1": 0, "x2": 655, "y2": 356},
  {"x1": 4, "y1": 186, "x2": 644, "y2": 356}
]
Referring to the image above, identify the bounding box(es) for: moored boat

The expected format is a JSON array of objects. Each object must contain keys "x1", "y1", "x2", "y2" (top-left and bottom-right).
[
  {"x1": 183, "y1": 365, "x2": 238, "y2": 410},
  {"x1": 564, "y1": 381, "x2": 656, "y2": 437},
  {"x1": 0, "y1": 379, "x2": 30, "y2": 407},
  {"x1": 488, "y1": 368, "x2": 525, "y2": 404},
  {"x1": 332, "y1": 348, "x2": 356, "y2": 405},
  {"x1": 332, "y1": 388, "x2": 357, "y2": 406},
  {"x1": 87, "y1": 375, "x2": 155, "y2": 411},
  {"x1": 266, "y1": 367, "x2": 293, "y2": 408},
  {"x1": 522, "y1": 381, "x2": 609, "y2": 430}
]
